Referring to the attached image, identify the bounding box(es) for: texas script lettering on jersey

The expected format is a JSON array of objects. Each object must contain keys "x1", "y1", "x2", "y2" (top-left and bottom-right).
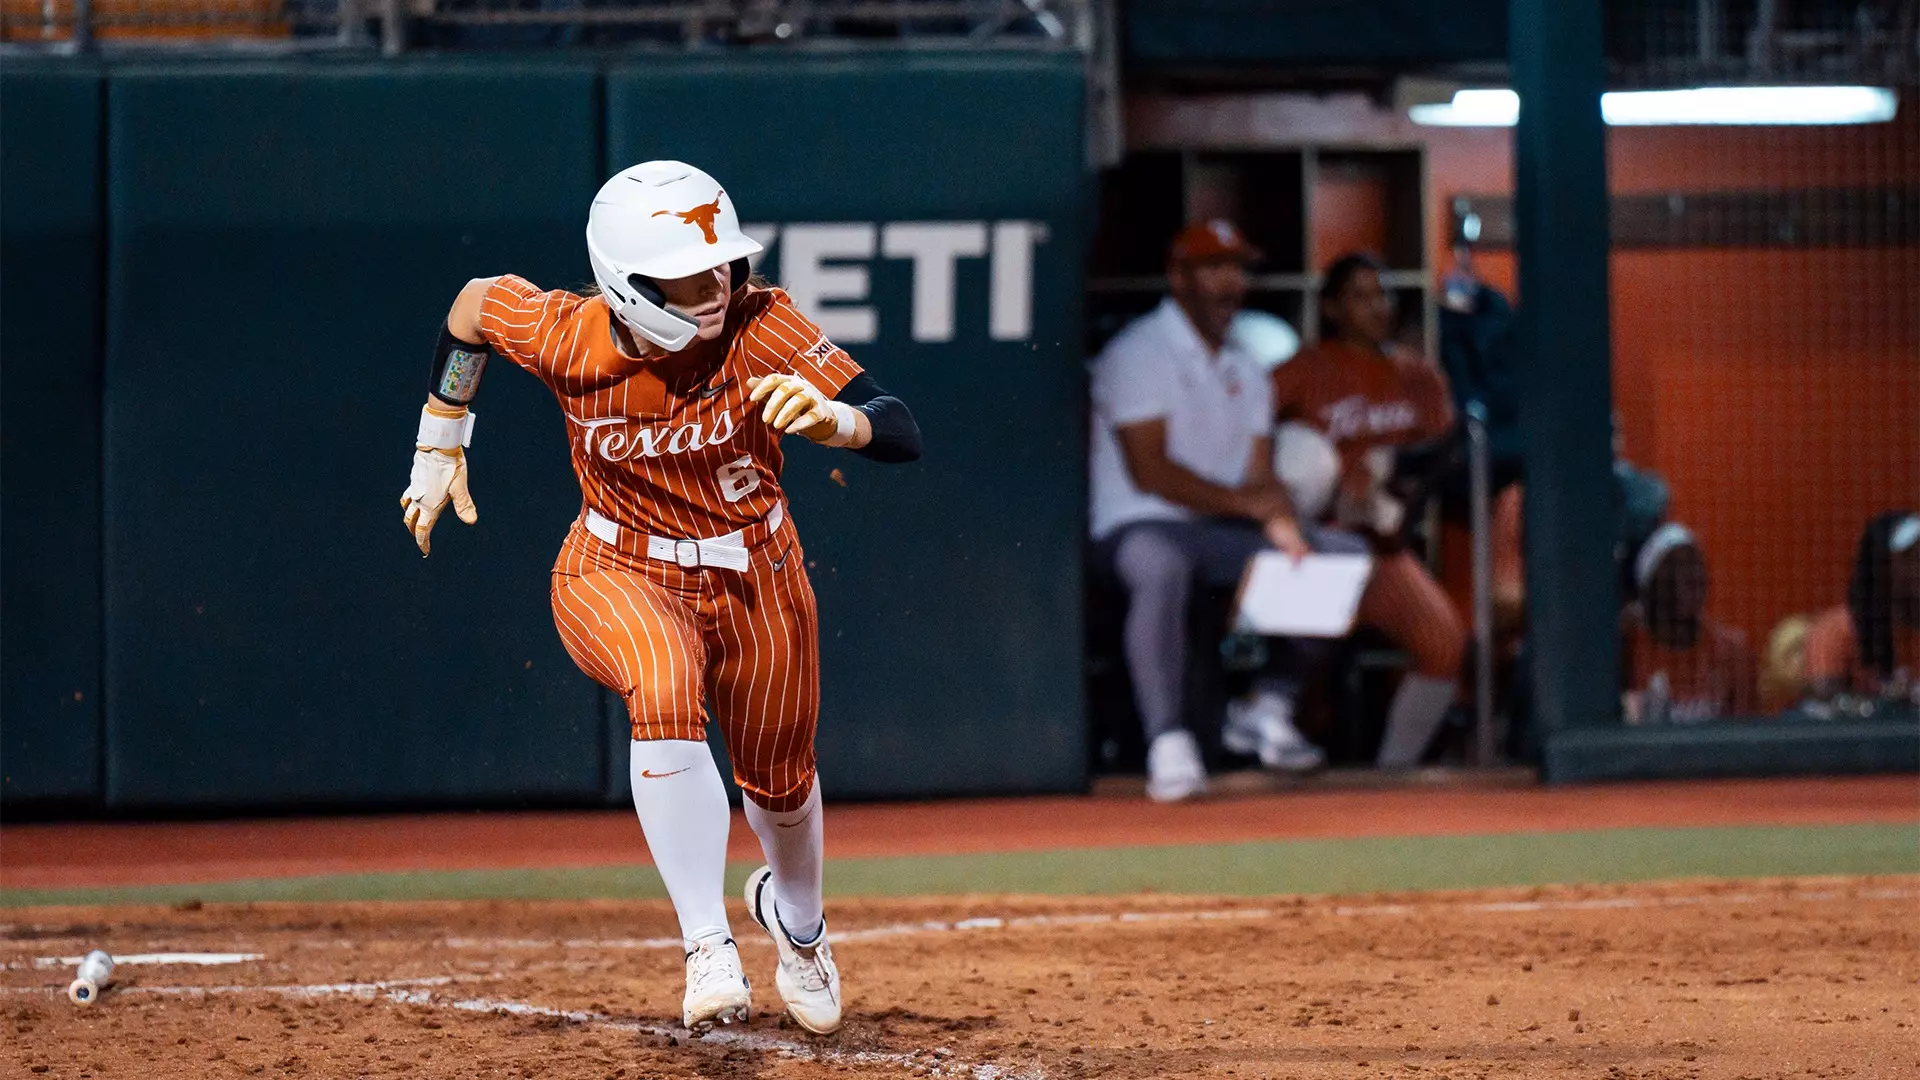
[
  {"x1": 1321, "y1": 395, "x2": 1420, "y2": 442},
  {"x1": 573, "y1": 411, "x2": 740, "y2": 462}
]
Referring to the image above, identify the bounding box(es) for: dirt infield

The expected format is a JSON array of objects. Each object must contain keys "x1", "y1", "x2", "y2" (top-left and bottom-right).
[
  {"x1": 7, "y1": 876, "x2": 1916, "y2": 1079},
  {"x1": 7, "y1": 775, "x2": 1914, "y2": 891}
]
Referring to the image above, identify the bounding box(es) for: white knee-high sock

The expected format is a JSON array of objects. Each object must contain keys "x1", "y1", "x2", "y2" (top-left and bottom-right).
[
  {"x1": 1376, "y1": 674, "x2": 1458, "y2": 768},
  {"x1": 743, "y1": 782, "x2": 824, "y2": 943},
  {"x1": 629, "y1": 739, "x2": 732, "y2": 948}
]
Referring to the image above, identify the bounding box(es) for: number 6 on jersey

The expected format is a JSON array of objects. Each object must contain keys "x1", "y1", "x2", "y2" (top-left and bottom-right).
[{"x1": 718, "y1": 455, "x2": 761, "y2": 503}]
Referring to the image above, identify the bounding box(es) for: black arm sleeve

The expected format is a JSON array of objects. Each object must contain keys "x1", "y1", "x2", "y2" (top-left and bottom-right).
[
  {"x1": 429, "y1": 321, "x2": 490, "y2": 406},
  {"x1": 833, "y1": 372, "x2": 923, "y2": 464}
]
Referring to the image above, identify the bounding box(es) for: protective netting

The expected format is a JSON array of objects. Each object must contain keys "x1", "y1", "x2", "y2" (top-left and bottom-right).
[{"x1": 1604, "y1": 1, "x2": 1919, "y2": 724}]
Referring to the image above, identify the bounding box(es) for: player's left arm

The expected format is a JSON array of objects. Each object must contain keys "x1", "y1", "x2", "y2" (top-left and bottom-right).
[
  {"x1": 746, "y1": 371, "x2": 923, "y2": 463},
  {"x1": 740, "y1": 295, "x2": 921, "y2": 462},
  {"x1": 834, "y1": 373, "x2": 923, "y2": 463}
]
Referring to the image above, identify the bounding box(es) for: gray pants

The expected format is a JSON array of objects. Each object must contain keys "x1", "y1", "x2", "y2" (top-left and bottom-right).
[{"x1": 1102, "y1": 519, "x2": 1364, "y2": 742}]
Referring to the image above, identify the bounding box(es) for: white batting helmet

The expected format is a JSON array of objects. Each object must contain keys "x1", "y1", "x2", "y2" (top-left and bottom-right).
[
  {"x1": 585, "y1": 161, "x2": 763, "y2": 352},
  {"x1": 1227, "y1": 309, "x2": 1301, "y2": 371},
  {"x1": 1275, "y1": 422, "x2": 1340, "y2": 522}
]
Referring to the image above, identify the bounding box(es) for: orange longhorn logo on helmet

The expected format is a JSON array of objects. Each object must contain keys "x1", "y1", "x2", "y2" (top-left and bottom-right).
[{"x1": 652, "y1": 192, "x2": 726, "y2": 244}]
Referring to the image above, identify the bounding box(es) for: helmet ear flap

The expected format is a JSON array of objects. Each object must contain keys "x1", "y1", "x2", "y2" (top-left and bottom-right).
[
  {"x1": 628, "y1": 273, "x2": 667, "y2": 307},
  {"x1": 625, "y1": 273, "x2": 698, "y2": 341},
  {"x1": 729, "y1": 257, "x2": 752, "y2": 292}
]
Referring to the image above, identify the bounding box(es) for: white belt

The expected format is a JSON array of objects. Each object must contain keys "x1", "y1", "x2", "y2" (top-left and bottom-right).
[{"x1": 583, "y1": 503, "x2": 783, "y2": 573}]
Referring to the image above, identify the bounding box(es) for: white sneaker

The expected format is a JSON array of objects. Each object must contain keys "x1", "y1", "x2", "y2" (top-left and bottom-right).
[
  {"x1": 743, "y1": 866, "x2": 842, "y2": 1035},
  {"x1": 1223, "y1": 692, "x2": 1326, "y2": 773},
  {"x1": 1146, "y1": 730, "x2": 1208, "y2": 802},
  {"x1": 681, "y1": 937, "x2": 750, "y2": 1033}
]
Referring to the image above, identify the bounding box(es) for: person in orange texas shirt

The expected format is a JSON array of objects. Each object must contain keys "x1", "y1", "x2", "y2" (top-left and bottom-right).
[
  {"x1": 1803, "y1": 511, "x2": 1920, "y2": 710},
  {"x1": 1270, "y1": 253, "x2": 1466, "y2": 767},
  {"x1": 1619, "y1": 524, "x2": 1758, "y2": 723}
]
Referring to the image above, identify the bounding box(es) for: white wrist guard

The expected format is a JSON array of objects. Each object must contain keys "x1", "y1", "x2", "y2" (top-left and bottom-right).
[
  {"x1": 417, "y1": 406, "x2": 475, "y2": 451},
  {"x1": 823, "y1": 401, "x2": 859, "y2": 448}
]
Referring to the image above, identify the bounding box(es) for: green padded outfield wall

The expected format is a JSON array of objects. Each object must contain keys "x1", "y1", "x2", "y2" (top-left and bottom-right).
[
  {"x1": 6, "y1": 56, "x2": 1087, "y2": 811},
  {"x1": 101, "y1": 63, "x2": 606, "y2": 808},
  {"x1": 1, "y1": 68, "x2": 106, "y2": 803},
  {"x1": 604, "y1": 54, "x2": 1088, "y2": 801}
]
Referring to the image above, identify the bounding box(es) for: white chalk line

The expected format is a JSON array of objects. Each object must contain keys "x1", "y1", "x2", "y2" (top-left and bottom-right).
[
  {"x1": 437, "y1": 885, "x2": 1918, "y2": 953},
  {"x1": 383, "y1": 988, "x2": 1042, "y2": 1080},
  {"x1": 27, "y1": 951, "x2": 263, "y2": 970},
  {"x1": 0, "y1": 974, "x2": 471, "y2": 997},
  {"x1": 17, "y1": 887, "x2": 1908, "y2": 969},
  {"x1": 5, "y1": 886, "x2": 1913, "y2": 1075},
  {"x1": 8, "y1": 886, "x2": 1911, "y2": 974},
  {"x1": 0, "y1": 973, "x2": 1041, "y2": 1079},
  {"x1": 131, "y1": 974, "x2": 468, "y2": 997}
]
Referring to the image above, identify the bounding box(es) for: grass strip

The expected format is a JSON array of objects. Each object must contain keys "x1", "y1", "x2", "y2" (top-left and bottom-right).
[{"x1": 3, "y1": 822, "x2": 1913, "y2": 908}]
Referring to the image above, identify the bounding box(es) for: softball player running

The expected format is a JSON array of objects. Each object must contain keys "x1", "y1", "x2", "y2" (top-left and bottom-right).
[{"x1": 397, "y1": 161, "x2": 922, "y2": 1035}]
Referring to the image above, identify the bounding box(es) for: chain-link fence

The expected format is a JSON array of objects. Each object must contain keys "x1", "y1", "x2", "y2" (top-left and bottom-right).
[
  {"x1": 0, "y1": 0, "x2": 1087, "y2": 51},
  {"x1": 1425, "y1": 2, "x2": 1916, "y2": 750}
]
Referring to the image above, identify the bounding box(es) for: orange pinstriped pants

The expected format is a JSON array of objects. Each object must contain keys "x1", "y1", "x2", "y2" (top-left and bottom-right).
[
  {"x1": 1356, "y1": 550, "x2": 1468, "y2": 679},
  {"x1": 548, "y1": 516, "x2": 819, "y2": 813}
]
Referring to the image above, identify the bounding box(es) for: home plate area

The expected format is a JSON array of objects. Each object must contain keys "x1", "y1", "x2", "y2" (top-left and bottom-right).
[{"x1": 6, "y1": 880, "x2": 1916, "y2": 1080}]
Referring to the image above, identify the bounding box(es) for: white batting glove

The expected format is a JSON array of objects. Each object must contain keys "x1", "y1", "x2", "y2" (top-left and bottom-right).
[
  {"x1": 746, "y1": 374, "x2": 857, "y2": 446},
  {"x1": 399, "y1": 405, "x2": 479, "y2": 556}
]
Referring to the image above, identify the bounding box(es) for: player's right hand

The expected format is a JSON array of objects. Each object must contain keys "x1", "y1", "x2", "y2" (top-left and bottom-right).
[
  {"x1": 1262, "y1": 515, "x2": 1311, "y2": 563},
  {"x1": 399, "y1": 446, "x2": 478, "y2": 556}
]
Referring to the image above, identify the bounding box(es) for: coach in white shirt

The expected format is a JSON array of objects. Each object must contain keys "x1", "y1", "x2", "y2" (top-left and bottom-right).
[{"x1": 1091, "y1": 220, "x2": 1346, "y2": 801}]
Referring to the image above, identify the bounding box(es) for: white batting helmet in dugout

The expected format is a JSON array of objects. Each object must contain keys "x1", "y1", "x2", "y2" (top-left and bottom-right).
[
  {"x1": 586, "y1": 161, "x2": 763, "y2": 352},
  {"x1": 1275, "y1": 422, "x2": 1341, "y2": 522},
  {"x1": 1227, "y1": 309, "x2": 1301, "y2": 371}
]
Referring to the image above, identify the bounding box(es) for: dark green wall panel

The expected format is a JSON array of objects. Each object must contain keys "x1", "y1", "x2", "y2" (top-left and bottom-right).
[
  {"x1": 1544, "y1": 720, "x2": 1919, "y2": 782},
  {"x1": 1, "y1": 68, "x2": 106, "y2": 804},
  {"x1": 11, "y1": 55, "x2": 1087, "y2": 812},
  {"x1": 606, "y1": 54, "x2": 1088, "y2": 799},
  {"x1": 102, "y1": 63, "x2": 606, "y2": 808}
]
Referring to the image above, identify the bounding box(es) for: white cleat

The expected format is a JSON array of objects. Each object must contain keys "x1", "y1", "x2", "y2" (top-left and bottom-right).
[
  {"x1": 1223, "y1": 691, "x2": 1326, "y2": 774},
  {"x1": 1146, "y1": 729, "x2": 1208, "y2": 802},
  {"x1": 743, "y1": 865, "x2": 843, "y2": 1035},
  {"x1": 681, "y1": 937, "x2": 750, "y2": 1034}
]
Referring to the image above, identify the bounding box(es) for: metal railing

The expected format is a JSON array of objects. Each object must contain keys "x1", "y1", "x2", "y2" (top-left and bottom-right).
[
  {"x1": 1465, "y1": 403, "x2": 1498, "y2": 766},
  {"x1": 1, "y1": 0, "x2": 1090, "y2": 53}
]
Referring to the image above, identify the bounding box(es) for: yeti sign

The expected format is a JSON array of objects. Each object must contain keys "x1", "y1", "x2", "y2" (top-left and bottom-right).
[{"x1": 742, "y1": 221, "x2": 1048, "y2": 345}]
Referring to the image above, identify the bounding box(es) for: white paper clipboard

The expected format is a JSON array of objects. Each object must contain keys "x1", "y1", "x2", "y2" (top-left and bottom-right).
[{"x1": 1233, "y1": 552, "x2": 1375, "y2": 638}]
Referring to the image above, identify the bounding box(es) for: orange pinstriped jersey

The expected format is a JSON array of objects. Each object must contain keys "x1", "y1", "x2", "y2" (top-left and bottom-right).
[
  {"x1": 1622, "y1": 615, "x2": 1759, "y2": 721},
  {"x1": 1271, "y1": 341, "x2": 1455, "y2": 465},
  {"x1": 1804, "y1": 605, "x2": 1920, "y2": 695},
  {"x1": 479, "y1": 275, "x2": 863, "y2": 542}
]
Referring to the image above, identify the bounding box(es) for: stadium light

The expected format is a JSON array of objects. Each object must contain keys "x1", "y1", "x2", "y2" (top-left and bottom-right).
[{"x1": 1409, "y1": 86, "x2": 1899, "y2": 127}]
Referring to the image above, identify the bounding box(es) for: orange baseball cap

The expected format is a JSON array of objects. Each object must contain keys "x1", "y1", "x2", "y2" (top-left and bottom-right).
[{"x1": 1169, "y1": 219, "x2": 1262, "y2": 265}]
